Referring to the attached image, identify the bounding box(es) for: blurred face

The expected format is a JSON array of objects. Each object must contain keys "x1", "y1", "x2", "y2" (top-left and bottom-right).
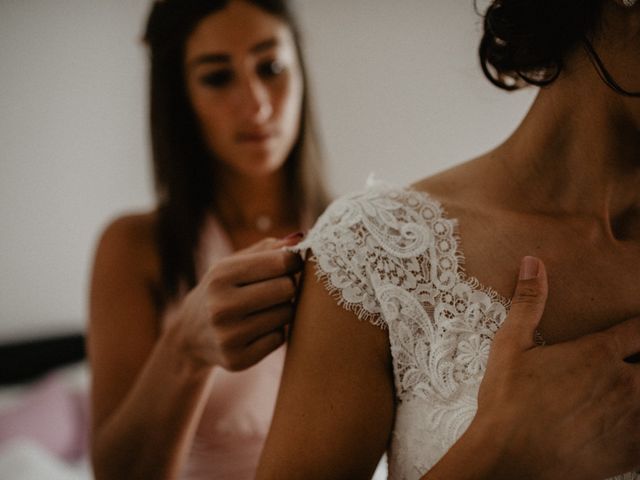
[{"x1": 184, "y1": 0, "x2": 303, "y2": 177}]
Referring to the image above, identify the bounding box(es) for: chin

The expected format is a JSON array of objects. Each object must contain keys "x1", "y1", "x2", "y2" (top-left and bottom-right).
[{"x1": 233, "y1": 152, "x2": 287, "y2": 178}]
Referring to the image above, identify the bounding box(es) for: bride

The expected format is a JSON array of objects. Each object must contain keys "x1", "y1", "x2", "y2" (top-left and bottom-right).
[{"x1": 257, "y1": 0, "x2": 640, "y2": 478}]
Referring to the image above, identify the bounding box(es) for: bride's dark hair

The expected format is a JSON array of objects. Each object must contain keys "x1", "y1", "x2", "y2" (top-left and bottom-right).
[{"x1": 478, "y1": 0, "x2": 603, "y2": 90}]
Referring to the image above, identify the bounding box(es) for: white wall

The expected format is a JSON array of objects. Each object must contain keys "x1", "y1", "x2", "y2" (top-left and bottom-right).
[
  {"x1": 1, "y1": 0, "x2": 153, "y2": 341},
  {"x1": 0, "y1": 0, "x2": 535, "y2": 342},
  {"x1": 294, "y1": 0, "x2": 536, "y2": 191}
]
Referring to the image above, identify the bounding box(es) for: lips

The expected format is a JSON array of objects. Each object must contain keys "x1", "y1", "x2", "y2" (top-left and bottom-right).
[{"x1": 236, "y1": 130, "x2": 277, "y2": 143}]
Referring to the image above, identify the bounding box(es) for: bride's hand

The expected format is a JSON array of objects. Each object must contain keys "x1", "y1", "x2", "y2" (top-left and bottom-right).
[{"x1": 429, "y1": 256, "x2": 640, "y2": 480}]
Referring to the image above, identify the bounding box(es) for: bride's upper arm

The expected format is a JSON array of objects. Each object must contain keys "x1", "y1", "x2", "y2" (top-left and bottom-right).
[{"x1": 256, "y1": 259, "x2": 395, "y2": 480}]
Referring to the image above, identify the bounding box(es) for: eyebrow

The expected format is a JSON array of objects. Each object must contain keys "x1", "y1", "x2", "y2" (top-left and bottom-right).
[{"x1": 188, "y1": 37, "x2": 280, "y2": 68}]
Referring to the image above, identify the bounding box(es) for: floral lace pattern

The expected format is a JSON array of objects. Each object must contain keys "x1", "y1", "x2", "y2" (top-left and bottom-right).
[{"x1": 293, "y1": 182, "x2": 637, "y2": 480}]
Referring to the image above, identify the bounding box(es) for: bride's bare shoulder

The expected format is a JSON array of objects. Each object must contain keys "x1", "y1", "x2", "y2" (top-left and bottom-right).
[{"x1": 410, "y1": 153, "x2": 499, "y2": 210}]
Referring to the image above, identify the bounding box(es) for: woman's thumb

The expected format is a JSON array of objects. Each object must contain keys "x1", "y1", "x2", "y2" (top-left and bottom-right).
[{"x1": 501, "y1": 256, "x2": 549, "y2": 349}]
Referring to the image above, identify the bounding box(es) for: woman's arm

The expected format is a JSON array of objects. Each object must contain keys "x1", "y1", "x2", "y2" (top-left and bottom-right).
[
  {"x1": 88, "y1": 216, "x2": 303, "y2": 480},
  {"x1": 257, "y1": 260, "x2": 395, "y2": 479},
  {"x1": 88, "y1": 216, "x2": 215, "y2": 480}
]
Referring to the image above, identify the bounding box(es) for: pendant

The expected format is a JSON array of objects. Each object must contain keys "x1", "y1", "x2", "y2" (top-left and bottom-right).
[{"x1": 255, "y1": 214, "x2": 273, "y2": 233}]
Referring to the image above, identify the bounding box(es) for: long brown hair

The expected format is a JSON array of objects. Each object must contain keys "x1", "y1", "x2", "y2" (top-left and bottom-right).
[{"x1": 143, "y1": 0, "x2": 328, "y2": 305}]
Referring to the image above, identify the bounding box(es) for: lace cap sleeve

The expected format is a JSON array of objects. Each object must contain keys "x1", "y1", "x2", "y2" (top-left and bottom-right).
[
  {"x1": 289, "y1": 189, "x2": 389, "y2": 328},
  {"x1": 290, "y1": 183, "x2": 448, "y2": 329}
]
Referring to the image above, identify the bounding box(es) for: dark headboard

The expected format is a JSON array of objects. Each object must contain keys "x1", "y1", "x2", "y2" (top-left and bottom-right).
[{"x1": 0, "y1": 334, "x2": 85, "y2": 385}]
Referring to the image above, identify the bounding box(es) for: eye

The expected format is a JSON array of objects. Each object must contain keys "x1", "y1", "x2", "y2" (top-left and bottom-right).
[
  {"x1": 257, "y1": 59, "x2": 286, "y2": 79},
  {"x1": 200, "y1": 70, "x2": 234, "y2": 88}
]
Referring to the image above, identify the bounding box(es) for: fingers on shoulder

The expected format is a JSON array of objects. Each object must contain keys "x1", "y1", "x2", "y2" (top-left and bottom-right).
[
  {"x1": 209, "y1": 248, "x2": 303, "y2": 286},
  {"x1": 510, "y1": 278, "x2": 548, "y2": 308},
  {"x1": 580, "y1": 329, "x2": 640, "y2": 399},
  {"x1": 496, "y1": 260, "x2": 549, "y2": 349},
  {"x1": 509, "y1": 259, "x2": 548, "y2": 310},
  {"x1": 236, "y1": 234, "x2": 303, "y2": 255},
  {"x1": 582, "y1": 316, "x2": 640, "y2": 362},
  {"x1": 237, "y1": 236, "x2": 282, "y2": 254},
  {"x1": 223, "y1": 330, "x2": 287, "y2": 372},
  {"x1": 240, "y1": 275, "x2": 298, "y2": 308},
  {"x1": 206, "y1": 275, "x2": 297, "y2": 323}
]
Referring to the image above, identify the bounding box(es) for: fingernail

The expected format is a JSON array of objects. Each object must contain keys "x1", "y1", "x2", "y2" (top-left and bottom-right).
[
  {"x1": 519, "y1": 256, "x2": 539, "y2": 280},
  {"x1": 282, "y1": 231, "x2": 305, "y2": 241}
]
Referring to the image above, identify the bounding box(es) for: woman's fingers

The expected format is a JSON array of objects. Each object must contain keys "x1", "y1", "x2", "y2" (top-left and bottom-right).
[
  {"x1": 475, "y1": 256, "x2": 640, "y2": 477},
  {"x1": 209, "y1": 249, "x2": 303, "y2": 287},
  {"x1": 175, "y1": 237, "x2": 305, "y2": 371},
  {"x1": 236, "y1": 237, "x2": 281, "y2": 255},
  {"x1": 235, "y1": 232, "x2": 305, "y2": 255},
  {"x1": 208, "y1": 276, "x2": 297, "y2": 324},
  {"x1": 234, "y1": 303, "x2": 294, "y2": 345},
  {"x1": 208, "y1": 303, "x2": 292, "y2": 371},
  {"x1": 231, "y1": 330, "x2": 286, "y2": 371},
  {"x1": 501, "y1": 255, "x2": 640, "y2": 361},
  {"x1": 582, "y1": 315, "x2": 640, "y2": 361},
  {"x1": 496, "y1": 256, "x2": 549, "y2": 351},
  {"x1": 235, "y1": 276, "x2": 297, "y2": 313}
]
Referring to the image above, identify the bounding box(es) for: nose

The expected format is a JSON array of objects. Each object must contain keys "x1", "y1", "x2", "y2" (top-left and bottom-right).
[{"x1": 238, "y1": 75, "x2": 273, "y2": 124}]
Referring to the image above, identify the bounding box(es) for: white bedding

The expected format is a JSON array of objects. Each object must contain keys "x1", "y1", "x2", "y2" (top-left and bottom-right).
[
  {"x1": 0, "y1": 362, "x2": 93, "y2": 480},
  {"x1": 0, "y1": 439, "x2": 92, "y2": 480}
]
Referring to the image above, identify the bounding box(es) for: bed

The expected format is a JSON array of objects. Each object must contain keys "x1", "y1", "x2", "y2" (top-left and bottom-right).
[{"x1": 0, "y1": 334, "x2": 93, "y2": 480}]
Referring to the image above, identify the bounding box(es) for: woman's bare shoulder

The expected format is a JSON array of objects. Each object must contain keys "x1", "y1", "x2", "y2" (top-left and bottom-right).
[
  {"x1": 93, "y1": 210, "x2": 161, "y2": 285},
  {"x1": 411, "y1": 152, "x2": 507, "y2": 214},
  {"x1": 89, "y1": 211, "x2": 167, "y2": 431},
  {"x1": 99, "y1": 211, "x2": 157, "y2": 249}
]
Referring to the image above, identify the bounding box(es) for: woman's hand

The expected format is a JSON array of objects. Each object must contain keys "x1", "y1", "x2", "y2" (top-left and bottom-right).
[
  {"x1": 428, "y1": 256, "x2": 640, "y2": 480},
  {"x1": 171, "y1": 234, "x2": 304, "y2": 372}
]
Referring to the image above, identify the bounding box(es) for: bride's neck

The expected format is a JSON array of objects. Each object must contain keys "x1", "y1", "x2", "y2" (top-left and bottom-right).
[{"x1": 496, "y1": 63, "x2": 640, "y2": 224}]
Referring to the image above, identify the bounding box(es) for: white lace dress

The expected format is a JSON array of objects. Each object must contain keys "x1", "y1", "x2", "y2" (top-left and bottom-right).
[{"x1": 293, "y1": 182, "x2": 637, "y2": 480}]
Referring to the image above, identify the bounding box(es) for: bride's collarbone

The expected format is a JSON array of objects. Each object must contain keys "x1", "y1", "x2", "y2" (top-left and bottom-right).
[
  {"x1": 538, "y1": 259, "x2": 640, "y2": 344},
  {"x1": 450, "y1": 213, "x2": 640, "y2": 344}
]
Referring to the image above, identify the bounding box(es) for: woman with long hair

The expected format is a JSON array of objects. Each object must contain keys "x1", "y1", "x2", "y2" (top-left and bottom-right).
[
  {"x1": 257, "y1": 0, "x2": 640, "y2": 478},
  {"x1": 87, "y1": 1, "x2": 328, "y2": 479}
]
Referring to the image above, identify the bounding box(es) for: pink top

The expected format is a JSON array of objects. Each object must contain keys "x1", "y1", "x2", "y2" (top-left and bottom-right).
[{"x1": 163, "y1": 216, "x2": 286, "y2": 480}]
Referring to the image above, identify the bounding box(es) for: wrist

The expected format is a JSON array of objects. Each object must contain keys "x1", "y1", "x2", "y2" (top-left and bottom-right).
[
  {"x1": 459, "y1": 415, "x2": 518, "y2": 480},
  {"x1": 160, "y1": 320, "x2": 216, "y2": 380},
  {"x1": 425, "y1": 413, "x2": 529, "y2": 480}
]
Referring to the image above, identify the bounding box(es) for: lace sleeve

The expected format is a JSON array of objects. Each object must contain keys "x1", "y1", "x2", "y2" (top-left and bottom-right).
[{"x1": 290, "y1": 192, "x2": 388, "y2": 328}]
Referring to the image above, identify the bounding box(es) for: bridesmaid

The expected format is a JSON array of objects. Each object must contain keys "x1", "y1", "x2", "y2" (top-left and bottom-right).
[{"x1": 87, "y1": 1, "x2": 328, "y2": 479}]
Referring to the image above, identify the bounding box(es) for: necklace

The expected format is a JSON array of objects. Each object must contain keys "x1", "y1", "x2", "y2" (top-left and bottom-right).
[
  {"x1": 217, "y1": 210, "x2": 277, "y2": 234},
  {"x1": 254, "y1": 214, "x2": 273, "y2": 233},
  {"x1": 215, "y1": 200, "x2": 281, "y2": 234},
  {"x1": 213, "y1": 182, "x2": 291, "y2": 235}
]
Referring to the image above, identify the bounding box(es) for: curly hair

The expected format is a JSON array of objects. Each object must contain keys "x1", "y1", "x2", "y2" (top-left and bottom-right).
[{"x1": 478, "y1": 0, "x2": 604, "y2": 90}]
